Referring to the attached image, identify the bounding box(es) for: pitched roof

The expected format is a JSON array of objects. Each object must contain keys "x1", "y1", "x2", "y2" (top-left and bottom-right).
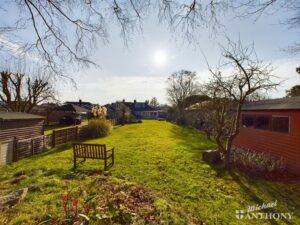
[
  {"x1": 242, "y1": 96, "x2": 300, "y2": 111},
  {"x1": 55, "y1": 104, "x2": 90, "y2": 113},
  {"x1": 65, "y1": 101, "x2": 93, "y2": 109},
  {"x1": 0, "y1": 112, "x2": 44, "y2": 121},
  {"x1": 123, "y1": 102, "x2": 156, "y2": 111}
]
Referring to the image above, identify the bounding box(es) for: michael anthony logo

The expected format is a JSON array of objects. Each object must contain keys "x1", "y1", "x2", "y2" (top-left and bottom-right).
[{"x1": 235, "y1": 200, "x2": 293, "y2": 220}]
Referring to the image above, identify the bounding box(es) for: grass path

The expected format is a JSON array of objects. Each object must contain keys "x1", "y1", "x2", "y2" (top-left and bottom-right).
[{"x1": 0, "y1": 121, "x2": 299, "y2": 224}]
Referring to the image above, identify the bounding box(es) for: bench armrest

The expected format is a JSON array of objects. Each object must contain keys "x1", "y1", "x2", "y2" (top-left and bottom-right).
[{"x1": 106, "y1": 147, "x2": 114, "y2": 153}]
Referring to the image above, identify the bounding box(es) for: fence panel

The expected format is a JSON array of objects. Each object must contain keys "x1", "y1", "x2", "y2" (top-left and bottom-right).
[
  {"x1": 17, "y1": 138, "x2": 32, "y2": 159},
  {"x1": 1, "y1": 125, "x2": 88, "y2": 165},
  {"x1": 0, "y1": 139, "x2": 13, "y2": 165}
]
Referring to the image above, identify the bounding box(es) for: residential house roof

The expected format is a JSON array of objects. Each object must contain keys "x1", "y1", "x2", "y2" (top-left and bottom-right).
[
  {"x1": 0, "y1": 112, "x2": 45, "y2": 121},
  {"x1": 123, "y1": 101, "x2": 156, "y2": 112},
  {"x1": 242, "y1": 97, "x2": 300, "y2": 111},
  {"x1": 32, "y1": 103, "x2": 60, "y2": 112},
  {"x1": 65, "y1": 100, "x2": 93, "y2": 110},
  {"x1": 55, "y1": 104, "x2": 90, "y2": 113}
]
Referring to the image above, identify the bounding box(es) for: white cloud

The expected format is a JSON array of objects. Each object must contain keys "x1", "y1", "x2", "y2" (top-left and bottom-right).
[
  {"x1": 59, "y1": 75, "x2": 168, "y2": 105},
  {"x1": 58, "y1": 57, "x2": 299, "y2": 104},
  {"x1": 0, "y1": 35, "x2": 39, "y2": 61}
]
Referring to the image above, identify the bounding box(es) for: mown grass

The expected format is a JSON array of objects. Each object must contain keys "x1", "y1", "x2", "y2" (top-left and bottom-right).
[
  {"x1": 0, "y1": 120, "x2": 299, "y2": 224},
  {"x1": 44, "y1": 121, "x2": 88, "y2": 135}
]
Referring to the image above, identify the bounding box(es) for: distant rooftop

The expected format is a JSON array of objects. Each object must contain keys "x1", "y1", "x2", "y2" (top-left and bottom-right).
[
  {"x1": 65, "y1": 100, "x2": 94, "y2": 110},
  {"x1": 55, "y1": 104, "x2": 90, "y2": 113},
  {"x1": 0, "y1": 112, "x2": 45, "y2": 121},
  {"x1": 242, "y1": 96, "x2": 300, "y2": 111}
]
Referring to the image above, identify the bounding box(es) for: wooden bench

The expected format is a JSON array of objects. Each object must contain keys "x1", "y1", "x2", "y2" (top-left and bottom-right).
[{"x1": 73, "y1": 143, "x2": 114, "y2": 170}]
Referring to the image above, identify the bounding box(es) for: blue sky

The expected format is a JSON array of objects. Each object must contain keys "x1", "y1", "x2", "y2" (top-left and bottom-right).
[
  {"x1": 59, "y1": 10, "x2": 300, "y2": 105},
  {"x1": 1, "y1": 5, "x2": 299, "y2": 105}
]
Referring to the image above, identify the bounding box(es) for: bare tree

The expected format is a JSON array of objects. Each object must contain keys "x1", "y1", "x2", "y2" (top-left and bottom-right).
[
  {"x1": 0, "y1": 0, "x2": 151, "y2": 78},
  {"x1": 203, "y1": 39, "x2": 278, "y2": 167},
  {"x1": 149, "y1": 97, "x2": 159, "y2": 108},
  {"x1": 0, "y1": 0, "x2": 298, "y2": 80},
  {"x1": 166, "y1": 70, "x2": 199, "y2": 122},
  {"x1": 232, "y1": 0, "x2": 300, "y2": 54},
  {"x1": 0, "y1": 69, "x2": 56, "y2": 113}
]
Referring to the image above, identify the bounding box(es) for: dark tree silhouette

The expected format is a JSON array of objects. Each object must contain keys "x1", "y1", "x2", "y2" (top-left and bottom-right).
[
  {"x1": 0, "y1": 70, "x2": 55, "y2": 112},
  {"x1": 286, "y1": 85, "x2": 300, "y2": 97}
]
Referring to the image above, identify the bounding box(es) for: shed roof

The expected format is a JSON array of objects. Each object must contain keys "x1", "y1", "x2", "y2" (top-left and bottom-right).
[
  {"x1": 0, "y1": 112, "x2": 45, "y2": 121},
  {"x1": 242, "y1": 96, "x2": 300, "y2": 111}
]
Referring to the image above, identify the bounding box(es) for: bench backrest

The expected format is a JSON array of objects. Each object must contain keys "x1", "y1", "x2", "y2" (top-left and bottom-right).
[{"x1": 73, "y1": 143, "x2": 107, "y2": 159}]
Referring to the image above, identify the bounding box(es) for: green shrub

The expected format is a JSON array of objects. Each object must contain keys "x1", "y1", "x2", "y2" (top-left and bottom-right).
[
  {"x1": 86, "y1": 119, "x2": 112, "y2": 138},
  {"x1": 230, "y1": 147, "x2": 286, "y2": 173},
  {"x1": 117, "y1": 113, "x2": 137, "y2": 125}
]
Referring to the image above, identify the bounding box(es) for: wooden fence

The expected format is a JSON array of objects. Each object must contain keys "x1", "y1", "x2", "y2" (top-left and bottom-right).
[
  {"x1": 0, "y1": 125, "x2": 88, "y2": 164},
  {"x1": 0, "y1": 139, "x2": 14, "y2": 166}
]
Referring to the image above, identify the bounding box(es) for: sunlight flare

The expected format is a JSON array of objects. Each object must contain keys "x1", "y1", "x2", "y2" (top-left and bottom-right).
[{"x1": 153, "y1": 50, "x2": 167, "y2": 67}]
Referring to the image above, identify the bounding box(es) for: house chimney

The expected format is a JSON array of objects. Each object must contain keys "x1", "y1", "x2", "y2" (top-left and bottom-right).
[
  {"x1": 134, "y1": 99, "x2": 137, "y2": 103},
  {"x1": 122, "y1": 99, "x2": 125, "y2": 103},
  {"x1": 79, "y1": 99, "x2": 82, "y2": 106}
]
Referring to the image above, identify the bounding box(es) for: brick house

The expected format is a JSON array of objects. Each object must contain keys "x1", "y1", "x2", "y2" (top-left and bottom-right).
[{"x1": 234, "y1": 97, "x2": 300, "y2": 174}]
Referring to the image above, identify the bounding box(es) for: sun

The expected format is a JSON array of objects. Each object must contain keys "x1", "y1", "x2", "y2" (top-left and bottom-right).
[{"x1": 153, "y1": 50, "x2": 167, "y2": 67}]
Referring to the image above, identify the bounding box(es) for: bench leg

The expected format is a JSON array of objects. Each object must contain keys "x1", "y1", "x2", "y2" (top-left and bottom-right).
[
  {"x1": 104, "y1": 158, "x2": 107, "y2": 171},
  {"x1": 73, "y1": 156, "x2": 77, "y2": 169}
]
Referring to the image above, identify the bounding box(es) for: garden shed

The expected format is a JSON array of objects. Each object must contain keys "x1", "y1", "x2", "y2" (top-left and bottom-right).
[
  {"x1": 234, "y1": 97, "x2": 300, "y2": 174},
  {"x1": 0, "y1": 112, "x2": 45, "y2": 165},
  {"x1": 0, "y1": 112, "x2": 45, "y2": 142}
]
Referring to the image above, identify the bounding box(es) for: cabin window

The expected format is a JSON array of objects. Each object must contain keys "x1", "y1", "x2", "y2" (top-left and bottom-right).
[
  {"x1": 255, "y1": 116, "x2": 271, "y2": 130},
  {"x1": 272, "y1": 116, "x2": 289, "y2": 133},
  {"x1": 242, "y1": 115, "x2": 254, "y2": 128}
]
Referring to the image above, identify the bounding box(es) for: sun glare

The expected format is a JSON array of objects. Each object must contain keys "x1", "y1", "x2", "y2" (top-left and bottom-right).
[{"x1": 153, "y1": 50, "x2": 167, "y2": 67}]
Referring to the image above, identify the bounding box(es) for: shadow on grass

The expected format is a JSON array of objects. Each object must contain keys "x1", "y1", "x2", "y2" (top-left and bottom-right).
[
  {"x1": 169, "y1": 123, "x2": 299, "y2": 224},
  {"x1": 229, "y1": 170, "x2": 298, "y2": 225},
  {"x1": 40, "y1": 136, "x2": 102, "y2": 157},
  {"x1": 170, "y1": 126, "x2": 216, "y2": 151},
  {"x1": 40, "y1": 142, "x2": 73, "y2": 157},
  {"x1": 169, "y1": 125, "x2": 217, "y2": 166}
]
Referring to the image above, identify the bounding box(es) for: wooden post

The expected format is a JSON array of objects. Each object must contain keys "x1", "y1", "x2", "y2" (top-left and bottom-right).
[
  {"x1": 31, "y1": 139, "x2": 34, "y2": 155},
  {"x1": 104, "y1": 149, "x2": 107, "y2": 171},
  {"x1": 66, "y1": 128, "x2": 68, "y2": 142},
  {"x1": 52, "y1": 130, "x2": 56, "y2": 147},
  {"x1": 12, "y1": 137, "x2": 18, "y2": 162},
  {"x1": 75, "y1": 126, "x2": 79, "y2": 140},
  {"x1": 43, "y1": 135, "x2": 45, "y2": 151}
]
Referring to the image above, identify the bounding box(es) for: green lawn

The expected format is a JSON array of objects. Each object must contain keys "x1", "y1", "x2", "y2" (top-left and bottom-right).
[
  {"x1": 1, "y1": 121, "x2": 299, "y2": 224},
  {"x1": 44, "y1": 121, "x2": 88, "y2": 135}
]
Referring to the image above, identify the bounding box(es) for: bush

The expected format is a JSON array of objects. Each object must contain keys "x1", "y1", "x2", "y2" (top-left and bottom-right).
[
  {"x1": 230, "y1": 147, "x2": 286, "y2": 173},
  {"x1": 86, "y1": 119, "x2": 112, "y2": 138},
  {"x1": 117, "y1": 113, "x2": 137, "y2": 125}
]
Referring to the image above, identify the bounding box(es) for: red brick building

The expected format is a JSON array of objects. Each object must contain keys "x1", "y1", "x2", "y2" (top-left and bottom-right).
[{"x1": 234, "y1": 97, "x2": 300, "y2": 174}]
